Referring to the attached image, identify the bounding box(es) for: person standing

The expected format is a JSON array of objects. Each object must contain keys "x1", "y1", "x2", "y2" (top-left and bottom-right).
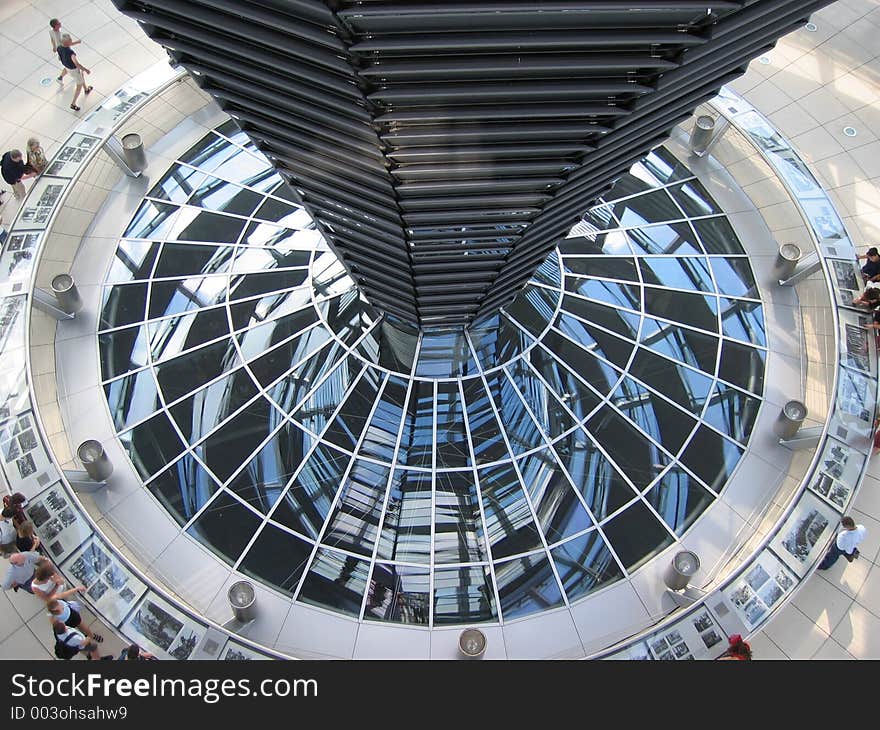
[
  {"x1": 0, "y1": 508, "x2": 18, "y2": 556},
  {"x1": 1, "y1": 150, "x2": 37, "y2": 201},
  {"x1": 15, "y1": 521, "x2": 40, "y2": 552},
  {"x1": 1, "y1": 551, "x2": 43, "y2": 594},
  {"x1": 817, "y1": 516, "x2": 866, "y2": 570},
  {"x1": 49, "y1": 19, "x2": 80, "y2": 83},
  {"x1": 57, "y1": 34, "x2": 93, "y2": 112},
  {"x1": 24, "y1": 138, "x2": 48, "y2": 175}
]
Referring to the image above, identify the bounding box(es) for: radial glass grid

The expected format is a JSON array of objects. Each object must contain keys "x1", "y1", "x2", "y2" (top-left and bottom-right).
[{"x1": 99, "y1": 123, "x2": 767, "y2": 626}]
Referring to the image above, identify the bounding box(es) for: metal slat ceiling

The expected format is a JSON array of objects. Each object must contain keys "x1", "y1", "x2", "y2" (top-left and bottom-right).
[{"x1": 112, "y1": 0, "x2": 833, "y2": 329}]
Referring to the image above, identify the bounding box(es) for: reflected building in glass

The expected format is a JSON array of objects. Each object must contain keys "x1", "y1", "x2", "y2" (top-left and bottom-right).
[{"x1": 99, "y1": 122, "x2": 768, "y2": 627}]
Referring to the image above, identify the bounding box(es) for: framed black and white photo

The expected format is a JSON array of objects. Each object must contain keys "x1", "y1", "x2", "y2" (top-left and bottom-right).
[
  {"x1": 722, "y1": 552, "x2": 798, "y2": 631},
  {"x1": 25, "y1": 482, "x2": 92, "y2": 562},
  {"x1": 771, "y1": 491, "x2": 841, "y2": 577},
  {"x1": 62, "y1": 535, "x2": 147, "y2": 626},
  {"x1": 220, "y1": 641, "x2": 270, "y2": 661},
  {"x1": 122, "y1": 593, "x2": 207, "y2": 660}
]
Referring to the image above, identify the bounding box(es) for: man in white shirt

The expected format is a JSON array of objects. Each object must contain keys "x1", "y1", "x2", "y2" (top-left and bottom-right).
[
  {"x1": 0, "y1": 508, "x2": 17, "y2": 556},
  {"x1": 817, "y1": 516, "x2": 866, "y2": 570},
  {"x1": 1, "y1": 551, "x2": 43, "y2": 593}
]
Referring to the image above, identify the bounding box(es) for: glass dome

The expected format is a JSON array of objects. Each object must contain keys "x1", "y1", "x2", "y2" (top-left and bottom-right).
[{"x1": 99, "y1": 121, "x2": 766, "y2": 626}]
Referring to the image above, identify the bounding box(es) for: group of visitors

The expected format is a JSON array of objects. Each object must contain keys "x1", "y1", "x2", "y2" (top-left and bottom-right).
[
  {"x1": 0, "y1": 18, "x2": 93, "y2": 203},
  {"x1": 1, "y1": 492, "x2": 154, "y2": 661}
]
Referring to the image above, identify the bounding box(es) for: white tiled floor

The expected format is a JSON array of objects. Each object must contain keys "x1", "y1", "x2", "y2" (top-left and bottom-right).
[{"x1": 2, "y1": 0, "x2": 880, "y2": 659}]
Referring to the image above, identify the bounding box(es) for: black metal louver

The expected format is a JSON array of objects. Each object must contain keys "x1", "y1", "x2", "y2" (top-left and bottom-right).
[{"x1": 112, "y1": 0, "x2": 833, "y2": 329}]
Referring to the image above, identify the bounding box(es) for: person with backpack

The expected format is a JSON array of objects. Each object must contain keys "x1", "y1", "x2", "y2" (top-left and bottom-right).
[
  {"x1": 51, "y1": 619, "x2": 104, "y2": 660},
  {"x1": 47, "y1": 596, "x2": 103, "y2": 643}
]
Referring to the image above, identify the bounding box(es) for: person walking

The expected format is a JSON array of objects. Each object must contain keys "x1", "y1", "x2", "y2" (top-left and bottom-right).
[
  {"x1": 49, "y1": 19, "x2": 80, "y2": 83},
  {"x1": 57, "y1": 34, "x2": 93, "y2": 112},
  {"x1": 47, "y1": 596, "x2": 103, "y2": 643},
  {"x1": 51, "y1": 619, "x2": 104, "y2": 660},
  {"x1": 817, "y1": 516, "x2": 866, "y2": 570},
  {"x1": 1, "y1": 551, "x2": 43, "y2": 594},
  {"x1": 1, "y1": 149, "x2": 37, "y2": 200}
]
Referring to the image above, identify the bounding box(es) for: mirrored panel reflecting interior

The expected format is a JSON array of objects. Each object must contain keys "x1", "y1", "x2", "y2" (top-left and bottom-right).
[{"x1": 100, "y1": 127, "x2": 765, "y2": 625}]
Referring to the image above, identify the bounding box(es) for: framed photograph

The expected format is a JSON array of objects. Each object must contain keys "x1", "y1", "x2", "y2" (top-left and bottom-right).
[
  {"x1": 810, "y1": 437, "x2": 865, "y2": 509},
  {"x1": 771, "y1": 491, "x2": 839, "y2": 577},
  {"x1": 723, "y1": 551, "x2": 798, "y2": 631},
  {"x1": 24, "y1": 482, "x2": 92, "y2": 563},
  {"x1": 62, "y1": 535, "x2": 147, "y2": 626},
  {"x1": 220, "y1": 641, "x2": 270, "y2": 661},
  {"x1": 831, "y1": 368, "x2": 876, "y2": 440},
  {"x1": 122, "y1": 593, "x2": 208, "y2": 661}
]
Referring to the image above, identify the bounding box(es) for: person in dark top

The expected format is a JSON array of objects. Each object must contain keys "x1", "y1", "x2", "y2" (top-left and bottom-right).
[
  {"x1": 15, "y1": 521, "x2": 40, "y2": 552},
  {"x1": 57, "y1": 34, "x2": 93, "y2": 112},
  {"x1": 1, "y1": 149, "x2": 37, "y2": 200},
  {"x1": 859, "y1": 247, "x2": 880, "y2": 282}
]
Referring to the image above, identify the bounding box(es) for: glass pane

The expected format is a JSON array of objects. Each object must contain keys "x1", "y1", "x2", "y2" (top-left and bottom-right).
[
  {"x1": 495, "y1": 552, "x2": 564, "y2": 620},
  {"x1": 469, "y1": 313, "x2": 535, "y2": 373},
  {"x1": 551, "y1": 531, "x2": 622, "y2": 601},
  {"x1": 644, "y1": 288, "x2": 717, "y2": 333},
  {"x1": 293, "y1": 357, "x2": 364, "y2": 436},
  {"x1": 644, "y1": 468, "x2": 715, "y2": 535},
  {"x1": 601, "y1": 500, "x2": 674, "y2": 571},
  {"x1": 629, "y1": 348, "x2": 713, "y2": 415},
  {"x1": 124, "y1": 200, "x2": 178, "y2": 239},
  {"x1": 189, "y1": 176, "x2": 263, "y2": 216},
  {"x1": 154, "y1": 243, "x2": 235, "y2": 279},
  {"x1": 239, "y1": 525, "x2": 313, "y2": 596},
  {"x1": 563, "y1": 256, "x2": 639, "y2": 282},
  {"x1": 150, "y1": 306, "x2": 231, "y2": 363},
  {"x1": 187, "y1": 491, "x2": 262, "y2": 565},
  {"x1": 638, "y1": 256, "x2": 714, "y2": 292},
  {"x1": 146, "y1": 454, "x2": 219, "y2": 526},
  {"x1": 359, "y1": 376, "x2": 407, "y2": 463},
  {"x1": 526, "y1": 339, "x2": 605, "y2": 416},
  {"x1": 555, "y1": 314, "x2": 635, "y2": 371},
  {"x1": 322, "y1": 459, "x2": 389, "y2": 557},
  {"x1": 415, "y1": 329, "x2": 478, "y2": 378},
  {"x1": 104, "y1": 369, "x2": 161, "y2": 432},
  {"x1": 613, "y1": 189, "x2": 682, "y2": 227},
  {"x1": 100, "y1": 326, "x2": 148, "y2": 381},
  {"x1": 433, "y1": 566, "x2": 497, "y2": 625},
  {"x1": 364, "y1": 563, "x2": 430, "y2": 625},
  {"x1": 478, "y1": 463, "x2": 542, "y2": 559},
  {"x1": 669, "y1": 179, "x2": 721, "y2": 217},
  {"x1": 462, "y1": 378, "x2": 509, "y2": 465},
  {"x1": 119, "y1": 411, "x2": 185, "y2": 481},
  {"x1": 168, "y1": 368, "x2": 259, "y2": 445},
  {"x1": 517, "y1": 450, "x2": 592, "y2": 543},
  {"x1": 564, "y1": 277, "x2": 640, "y2": 310},
  {"x1": 562, "y1": 294, "x2": 641, "y2": 340},
  {"x1": 106, "y1": 241, "x2": 159, "y2": 283},
  {"x1": 249, "y1": 324, "x2": 331, "y2": 389},
  {"x1": 226, "y1": 421, "x2": 308, "y2": 514},
  {"x1": 557, "y1": 438, "x2": 638, "y2": 521},
  {"x1": 100, "y1": 283, "x2": 147, "y2": 330},
  {"x1": 703, "y1": 382, "x2": 761, "y2": 446},
  {"x1": 586, "y1": 406, "x2": 667, "y2": 491},
  {"x1": 627, "y1": 221, "x2": 702, "y2": 256},
  {"x1": 149, "y1": 164, "x2": 205, "y2": 203},
  {"x1": 435, "y1": 381, "x2": 469, "y2": 468},
  {"x1": 273, "y1": 442, "x2": 349, "y2": 538},
  {"x1": 709, "y1": 257, "x2": 758, "y2": 299},
  {"x1": 611, "y1": 376, "x2": 698, "y2": 457},
  {"x1": 692, "y1": 217, "x2": 743, "y2": 255},
  {"x1": 718, "y1": 340, "x2": 765, "y2": 396},
  {"x1": 377, "y1": 469, "x2": 432, "y2": 563},
  {"x1": 639, "y1": 317, "x2": 718, "y2": 373},
  {"x1": 720, "y1": 297, "x2": 766, "y2": 347},
  {"x1": 196, "y1": 397, "x2": 279, "y2": 483},
  {"x1": 297, "y1": 548, "x2": 370, "y2": 617},
  {"x1": 155, "y1": 338, "x2": 240, "y2": 405},
  {"x1": 679, "y1": 425, "x2": 743, "y2": 494},
  {"x1": 486, "y1": 370, "x2": 545, "y2": 456},
  {"x1": 434, "y1": 471, "x2": 486, "y2": 563},
  {"x1": 323, "y1": 369, "x2": 382, "y2": 452}
]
